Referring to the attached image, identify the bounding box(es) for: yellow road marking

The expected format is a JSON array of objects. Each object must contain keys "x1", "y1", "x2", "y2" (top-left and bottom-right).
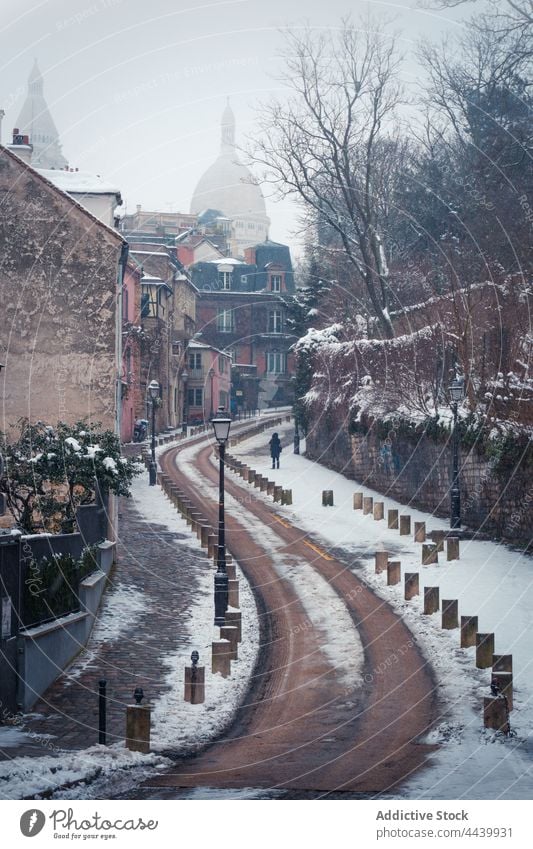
[
  {"x1": 272, "y1": 516, "x2": 333, "y2": 560},
  {"x1": 273, "y1": 515, "x2": 291, "y2": 529},
  {"x1": 303, "y1": 540, "x2": 334, "y2": 561}
]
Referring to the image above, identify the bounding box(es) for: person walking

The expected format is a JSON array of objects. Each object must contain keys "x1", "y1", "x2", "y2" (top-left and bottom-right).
[{"x1": 269, "y1": 432, "x2": 282, "y2": 469}]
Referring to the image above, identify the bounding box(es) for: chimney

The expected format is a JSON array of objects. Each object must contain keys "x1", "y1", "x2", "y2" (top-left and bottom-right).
[
  {"x1": 0, "y1": 110, "x2": 5, "y2": 145},
  {"x1": 7, "y1": 127, "x2": 33, "y2": 164}
]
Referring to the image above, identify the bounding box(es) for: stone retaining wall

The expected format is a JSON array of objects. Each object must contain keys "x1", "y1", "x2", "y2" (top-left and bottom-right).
[{"x1": 306, "y1": 411, "x2": 532, "y2": 545}]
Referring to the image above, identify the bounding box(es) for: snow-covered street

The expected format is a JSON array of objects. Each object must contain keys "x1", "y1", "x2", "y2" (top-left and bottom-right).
[{"x1": 230, "y1": 423, "x2": 533, "y2": 799}]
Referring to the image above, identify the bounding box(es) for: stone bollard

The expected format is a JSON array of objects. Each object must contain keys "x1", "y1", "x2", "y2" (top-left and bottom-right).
[
  {"x1": 493, "y1": 654, "x2": 513, "y2": 673},
  {"x1": 225, "y1": 558, "x2": 236, "y2": 581},
  {"x1": 388, "y1": 509, "x2": 399, "y2": 530},
  {"x1": 228, "y1": 578, "x2": 239, "y2": 608},
  {"x1": 282, "y1": 489, "x2": 293, "y2": 505},
  {"x1": 375, "y1": 550, "x2": 389, "y2": 574},
  {"x1": 212, "y1": 640, "x2": 231, "y2": 677},
  {"x1": 373, "y1": 501, "x2": 384, "y2": 521},
  {"x1": 447, "y1": 537, "x2": 460, "y2": 561},
  {"x1": 200, "y1": 526, "x2": 211, "y2": 548},
  {"x1": 184, "y1": 652, "x2": 205, "y2": 704},
  {"x1": 414, "y1": 521, "x2": 426, "y2": 543},
  {"x1": 461, "y1": 616, "x2": 478, "y2": 648},
  {"x1": 441, "y1": 599, "x2": 459, "y2": 630},
  {"x1": 125, "y1": 689, "x2": 151, "y2": 754},
  {"x1": 225, "y1": 609, "x2": 242, "y2": 642},
  {"x1": 208, "y1": 535, "x2": 218, "y2": 558},
  {"x1": 322, "y1": 490, "x2": 334, "y2": 506},
  {"x1": 274, "y1": 485, "x2": 283, "y2": 503},
  {"x1": 399, "y1": 515, "x2": 411, "y2": 536},
  {"x1": 484, "y1": 697, "x2": 509, "y2": 733},
  {"x1": 491, "y1": 671, "x2": 513, "y2": 711},
  {"x1": 363, "y1": 496, "x2": 373, "y2": 514},
  {"x1": 220, "y1": 625, "x2": 238, "y2": 660},
  {"x1": 424, "y1": 586, "x2": 440, "y2": 615},
  {"x1": 422, "y1": 543, "x2": 438, "y2": 566},
  {"x1": 243, "y1": 468, "x2": 251, "y2": 482},
  {"x1": 260, "y1": 477, "x2": 269, "y2": 492},
  {"x1": 267, "y1": 481, "x2": 275, "y2": 496},
  {"x1": 476, "y1": 633, "x2": 495, "y2": 669},
  {"x1": 431, "y1": 530, "x2": 446, "y2": 552},
  {"x1": 254, "y1": 474, "x2": 263, "y2": 489},
  {"x1": 248, "y1": 470, "x2": 256, "y2": 484},
  {"x1": 387, "y1": 560, "x2": 401, "y2": 586},
  {"x1": 404, "y1": 572, "x2": 419, "y2": 600},
  {"x1": 353, "y1": 492, "x2": 363, "y2": 510}
]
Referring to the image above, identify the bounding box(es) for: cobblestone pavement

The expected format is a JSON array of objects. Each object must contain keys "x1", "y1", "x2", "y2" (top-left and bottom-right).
[{"x1": 0, "y1": 496, "x2": 208, "y2": 762}]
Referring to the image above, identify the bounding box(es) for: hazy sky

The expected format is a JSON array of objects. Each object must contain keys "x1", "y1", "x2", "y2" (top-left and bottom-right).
[{"x1": 0, "y1": 0, "x2": 471, "y2": 251}]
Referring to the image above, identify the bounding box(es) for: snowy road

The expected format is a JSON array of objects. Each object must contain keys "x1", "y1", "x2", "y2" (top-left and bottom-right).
[{"x1": 144, "y1": 428, "x2": 436, "y2": 795}]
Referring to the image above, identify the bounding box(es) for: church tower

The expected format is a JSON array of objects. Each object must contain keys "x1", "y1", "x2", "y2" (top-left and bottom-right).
[
  {"x1": 190, "y1": 101, "x2": 270, "y2": 256},
  {"x1": 14, "y1": 60, "x2": 68, "y2": 170}
]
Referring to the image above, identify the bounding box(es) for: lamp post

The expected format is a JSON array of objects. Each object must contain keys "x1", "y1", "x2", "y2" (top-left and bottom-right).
[
  {"x1": 291, "y1": 375, "x2": 300, "y2": 454},
  {"x1": 211, "y1": 407, "x2": 231, "y2": 627},
  {"x1": 208, "y1": 367, "x2": 215, "y2": 420},
  {"x1": 449, "y1": 374, "x2": 465, "y2": 529},
  {"x1": 181, "y1": 370, "x2": 188, "y2": 433},
  {"x1": 147, "y1": 379, "x2": 159, "y2": 486}
]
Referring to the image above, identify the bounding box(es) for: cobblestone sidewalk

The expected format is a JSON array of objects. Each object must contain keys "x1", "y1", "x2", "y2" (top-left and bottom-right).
[{"x1": 0, "y1": 494, "x2": 208, "y2": 761}]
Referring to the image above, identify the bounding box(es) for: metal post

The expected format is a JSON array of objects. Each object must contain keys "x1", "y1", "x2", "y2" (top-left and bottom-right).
[
  {"x1": 293, "y1": 416, "x2": 300, "y2": 454},
  {"x1": 98, "y1": 679, "x2": 107, "y2": 745},
  {"x1": 450, "y1": 401, "x2": 461, "y2": 528},
  {"x1": 214, "y1": 441, "x2": 228, "y2": 626},
  {"x1": 149, "y1": 398, "x2": 157, "y2": 486}
]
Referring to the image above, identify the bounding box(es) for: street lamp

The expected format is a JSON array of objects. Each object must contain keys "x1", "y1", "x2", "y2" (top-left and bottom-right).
[
  {"x1": 448, "y1": 373, "x2": 465, "y2": 529},
  {"x1": 147, "y1": 379, "x2": 159, "y2": 486},
  {"x1": 291, "y1": 375, "x2": 300, "y2": 454},
  {"x1": 211, "y1": 406, "x2": 232, "y2": 627},
  {"x1": 181, "y1": 370, "x2": 188, "y2": 433}
]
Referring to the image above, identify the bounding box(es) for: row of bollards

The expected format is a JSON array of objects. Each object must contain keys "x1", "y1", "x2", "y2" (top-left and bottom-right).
[
  {"x1": 374, "y1": 547, "x2": 514, "y2": 734},
  {"x1": 224, "y1": 451, "x2": 293, "y2": 505},
  {"x1": 351, "y1": 490, "x2": 461, "y2": 562},
  {"x1": 156, "y1": 471, "x2": 245, "y2": 703}
]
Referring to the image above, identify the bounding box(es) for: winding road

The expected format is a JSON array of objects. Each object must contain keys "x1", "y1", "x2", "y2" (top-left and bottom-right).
[{"x1": 147, "y1": 424, "x2": 436, "y2": 796}]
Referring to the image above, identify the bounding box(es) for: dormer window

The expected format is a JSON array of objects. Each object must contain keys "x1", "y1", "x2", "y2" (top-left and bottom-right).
[
  {"x1": 270, "y1": 274, "x2": 282, "y2": 292},
  {"x1": 220, "y1": 270, "x2": 232, "y2": 290}
]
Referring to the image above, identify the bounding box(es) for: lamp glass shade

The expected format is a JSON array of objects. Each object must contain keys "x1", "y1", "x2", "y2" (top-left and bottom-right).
[
  {"x1": 212, "y1": 409, "x2": 231, "y2": 443},
  {"x1": 147, "y1": 380, "x2": 160, "y2": 400},
  {"x1": 449, "y1": 377, "x2": 464, "y2": 403}
]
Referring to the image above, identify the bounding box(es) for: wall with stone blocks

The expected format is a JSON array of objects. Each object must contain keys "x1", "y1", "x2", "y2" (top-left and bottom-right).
[{"x1": 306, "y1": 410, "x2": 532, "y2": 545}]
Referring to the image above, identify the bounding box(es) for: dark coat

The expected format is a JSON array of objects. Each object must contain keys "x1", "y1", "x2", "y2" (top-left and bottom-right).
[{"x1": 269, "y1": 434, "x2": 282, "y2": 459}]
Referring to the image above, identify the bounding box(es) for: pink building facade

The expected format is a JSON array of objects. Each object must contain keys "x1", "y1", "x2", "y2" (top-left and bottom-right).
[{"x1": 184, "y1": 341, "x2": 231, "y2": 425}]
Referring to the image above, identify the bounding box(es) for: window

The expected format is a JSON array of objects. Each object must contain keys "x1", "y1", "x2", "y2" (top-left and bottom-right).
[
  {"x1": 189, "y1": 352, "x2": 202, "y2": 370},
  {"x1": 270, "y1": 275, "x2": 282, "y2": 293},
  {"x1": 217, "y1": 309, "x2": 234, "y2": 333},
  {"x1": 266, "y1": 352, "x2": 286, "y2": 374},
  {"x1": 140, "y1": 292, "x2": 150, "y2": 319},
  {"x1": 219, "y1": 390, "x2": 228, "y2": 408},
  {"x1": 220, "y1": 271, "x2": 232, "y2": 290},
  {"x1": 225, "y1": 348, "x2": 237, "y2": 363},
  {"x1": 218, "y1": 356, "x2": 226, "y2": 374},
  {"x1": 268, "y1": 309, "x2": 282, "y2": 333},
  {"x1": 241, "y1": 274, "x2": 247, "y2": 284},
  {"x1": 188, "y1": 388, "x2": 203, "y2": 407}
]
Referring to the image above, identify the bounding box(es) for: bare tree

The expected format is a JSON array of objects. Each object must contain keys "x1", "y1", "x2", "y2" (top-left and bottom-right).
[{"x1": 250, "y1": 17, "x2": 404, "y2": 339}]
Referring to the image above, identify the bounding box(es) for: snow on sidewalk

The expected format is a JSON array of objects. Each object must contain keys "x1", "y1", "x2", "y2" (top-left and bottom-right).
[
  {"x1": 0, "y1": 457, "x2": 260, "y2": 800},
  {"x1": 230, "y1": 423, "x2": 533, "y2": 799}
]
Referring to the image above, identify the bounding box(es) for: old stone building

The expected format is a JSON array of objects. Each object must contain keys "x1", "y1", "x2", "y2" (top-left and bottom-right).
[
  {"x1": 0, "y1": 144, "x2": 128, "y2": 437},
  {"x1": 128, "y1": 245, "x2": 196, "y2": 430},
  {"x1": 190, "y1": 240, "x2": 296, "y2": 411}
]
